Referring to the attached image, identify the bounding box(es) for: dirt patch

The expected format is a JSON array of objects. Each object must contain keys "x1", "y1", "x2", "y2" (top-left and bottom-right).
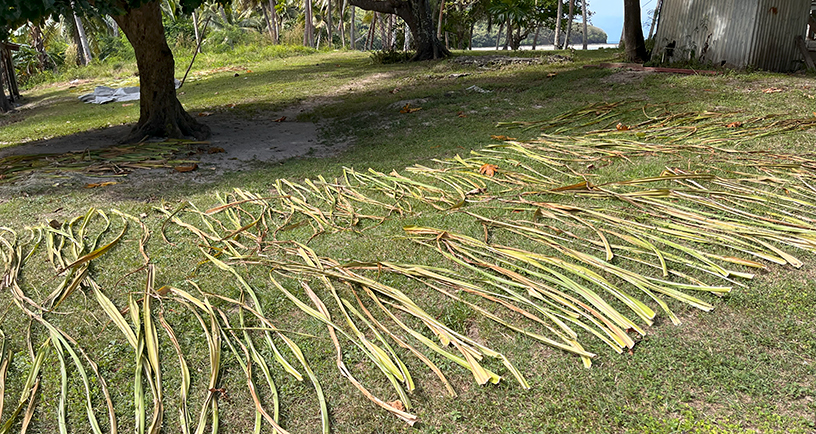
[
  {"x1": 451, "y1": 55, "x2": 572, "y2": 68},
  {"x1": 599, "y1": 70, "x2": 655, "y2": 85},
  {"x1": 0, "y1": 101, "x2": 346, "y2": 196}
]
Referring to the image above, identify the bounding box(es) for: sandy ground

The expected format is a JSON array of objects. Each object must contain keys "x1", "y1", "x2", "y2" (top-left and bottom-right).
[{"x1": 0, "y1": 102, "x2": 346, "y2": 197}]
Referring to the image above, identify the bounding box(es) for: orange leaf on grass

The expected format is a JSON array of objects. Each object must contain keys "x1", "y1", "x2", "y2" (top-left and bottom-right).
[
  {"x1": 490, "y1": 135, "x2": 516, "y2": 141},
  {"x1": 400, "y1": 103, "x2": 422, "y2": 114},
  {"x1": 174, "y1": 164, "x2": 198, "y2": 173},
  {"x1": 726, "y1": 121, "x2": 742, "y2": 128},
  {"x1": 479, "y1": 163, "x2": 499, "y2": 177},
  {"x1": 84, "y1": 181, "x2": 118, "y2": 189},
  {"x1": 616, "y1": 123, "x2": 631, "y2": 131},
  {"x1": 273, "y1": 116, "x2": 286, "y2": 122}
]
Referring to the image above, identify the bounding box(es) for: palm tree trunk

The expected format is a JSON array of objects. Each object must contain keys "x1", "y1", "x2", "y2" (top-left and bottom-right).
[
  {"x1": 260, "y1": 3, "x2": 275, "y2": 44},
  {"x1": 340, "y1": 0, "x2": 347, "y2": 48},
  {"x1": 270, "y1": 0, "x2": 280, "y2": 43},
  {"x1": 404, "y1": 21, "x2": 411, "y2": 50},
  {"x1": 503, "y1": 18, "x2": 510, "y2": 50},
  {"x1": 327, "y1": 0, "x2": 334, "y2": 48},
  {"x1": 71, "y1": 2, "x2": 93, "y2": 65},
  {"x1": 192, "y1": 11, "x2": 202, "y2": 52},
  {"x1": 495, "y1": 21, "x2": 503, "y2": 50},
  {"x1": 554, "y1": 0, "x2": 563, "y2": 48},
  {"x1": 350, "y1": 6, "x2": 356, "y2": 49},
  {"x1": 436, "y1": 0, "x2": 445, "y2": 39},
  {"x1": 0, "y1": 58, "x2": 11, "y2": 112},
  {"x1": 647, "y1": 0, "x2": 662, "y2": 40},
  {"x1": 582, "y1": 0, "x2": 588, "y2": 49},
  {"x1": 304, "y1": 0, "x2": 314, "y2": 47},
  {"x1": 532, "y1": 24, "x2": 540, "y2": 50},
  {"x1": 564, "y1": 0, "x2": 574, "y2": 48}
]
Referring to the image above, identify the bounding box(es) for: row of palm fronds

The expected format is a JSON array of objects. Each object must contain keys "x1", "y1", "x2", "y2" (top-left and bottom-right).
[
  {"x1": 0, "y1": 140, "x2": 204, "y2": 184},
  {"x1": 1, "y1": 107, "x2": 815, "y2": 432}
]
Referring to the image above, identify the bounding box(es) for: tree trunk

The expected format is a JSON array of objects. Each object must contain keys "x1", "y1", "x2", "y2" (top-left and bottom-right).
[
  {"x1": 30, "y1": 23, "x2": 47, "y2": 69},
  {"x1": 192, "y1": 11, "x2": 202, "y2": 52},
  {"x1": 112, "y1": 1, "x2": 209, "y2": 142},
  {"x1": 623, "y1": 0, "x2": 648, "y2": 62},
  {"x1": 350, "y1": 0, "x2": 449, "y2": 60},
  {"x1": 350, "y1": 6, "x2": 356, "y2": 49},
  {"x1": 72, "y1": 3, "x2": 93, "y2": 65},
  {"x1": 0, "y1": 59, "x2": 11, "y2": 113},
  {"x1": 404, "y1": 21, "x2": 411, "y2": 50},
  {"x1": 582, "y1": 0, "x2": 588, "y2": 49},
  {"x1": 270, "y1": 0, "x2": 280, "y2": 43},
  {"x1": 564, "y1": 0, "x2": 574, "y2": 48},
  {"x1": 304, "y1": 0, "x2": 314, "y2": 47},
  {"x1": 366, "y1": 13, "x2": 377, "y2": 49},
  {"x1": 436, "y1": 0, "x2": 444, "y2": 39},
  {"x1": 647, "y1": 0, "x2": 662, "y2": 40},
  {"x1": 495, "y1": 21, "x2": 503, "y2": 50},
  {"x1": 260, "y1": 3, "x2": 275, "y2": 44},
  {"x1": 502, "y1": 18, "x2": 510, "y2": 50},
  {"x1": 554, "y1": 0, "x2": 562, "y2": 48},
  {"x1": 531, "y1": 24, "x2": 539, "y2": 50},
  {"x1": 340, "y1": 0, "x2": 347, "y2": 48},
  {"x1": 328, "y1": 0, "x2": 334, "y2": 48}
]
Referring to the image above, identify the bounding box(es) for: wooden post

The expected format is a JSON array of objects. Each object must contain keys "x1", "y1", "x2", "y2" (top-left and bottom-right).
[{"x1": 795, "y1": 35, "x2": 815, "y2": 70}]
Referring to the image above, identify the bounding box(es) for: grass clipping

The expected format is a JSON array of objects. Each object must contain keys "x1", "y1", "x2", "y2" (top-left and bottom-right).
[{"x1": 2, "y1": 103, "x2": 816, "y2": 431}]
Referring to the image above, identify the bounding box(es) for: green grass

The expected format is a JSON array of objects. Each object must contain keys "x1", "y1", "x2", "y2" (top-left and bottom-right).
[{"x1": 0, "y1": 46, "x2": 815, "y2": 434}]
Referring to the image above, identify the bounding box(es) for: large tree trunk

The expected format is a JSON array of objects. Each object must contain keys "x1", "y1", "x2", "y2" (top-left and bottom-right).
[
  {"x1": 350, "y1": 0, "x2": 449, "y2": 60},
  {"x1": 623, "y1": 0, "x2": 648, "y2": 62},
  {"x1": 112, "y1": 1, "x2": 209, "y2": 143},
  {"x1": 0, "y1": 59, "x2": 12, "y2": 113}
]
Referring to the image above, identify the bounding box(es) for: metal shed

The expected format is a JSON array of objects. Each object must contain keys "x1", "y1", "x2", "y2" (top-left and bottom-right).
[{"x1": 651, "y1": 0, "x2": 813, "y2": 71}]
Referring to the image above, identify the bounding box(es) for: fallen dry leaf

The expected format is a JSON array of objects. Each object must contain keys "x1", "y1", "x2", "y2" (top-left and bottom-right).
[
  {"x1": 227, "y1": 103, "x2": 236, "y2": 108},
  {"x1": 479, "y1": 163, "x2": 499, "y2": 177},
  {"x1": 547, "y1": 72, "x2": 557, "y2": 78},
  {"x1": 490, "y1": 135, "x2": 516, "y2": 141},
  {"x1": 198, "y1": 111, "x2": 213, "y2": 117},
  {"x1": 174, "y1": 164, "x2": 198, "y2": 173},
  {"x1": 762, "y1": 87, "x2": 783, "y2": 93},
  {"x1": 121, "y1": 103, "x2": 133, "y2": 107},
  {"x1": 273, "y1": 116, "x2": 286, "y2": 122},
  {"x1": 457, "y1": 111, "x2": 467, "y2": 118},
  {"x1": 386, "y1": 400, "x2": 405, "y2": 412},
  {"x1": 616, "y1": 123, "x2": 631, "y2": 131},
  {"x1": 400, "y1": 103, "x2": 422, "y2": 114},
  {"x1": 726, "y1": 121, "x2": 742, "y2": 128},
  {"x1": 208, "y1": 147, "x2": 226, "y2": 154},
  {"x1": 84, "y1": 181, "x2": 118, "y2": 188}
]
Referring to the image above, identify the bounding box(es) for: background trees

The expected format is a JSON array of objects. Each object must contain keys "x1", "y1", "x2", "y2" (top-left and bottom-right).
[{"x1": 2, "y1": 0, "x2": 600, "y2": 123}]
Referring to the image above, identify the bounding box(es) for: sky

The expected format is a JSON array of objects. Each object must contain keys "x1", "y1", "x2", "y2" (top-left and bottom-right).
[{"x1": 590, "y1": 0, "x2": 658, "y2": 44}]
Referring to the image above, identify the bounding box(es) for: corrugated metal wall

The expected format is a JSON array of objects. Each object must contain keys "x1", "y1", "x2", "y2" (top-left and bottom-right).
[
  {"x1": 652, "y1": 0, "x2": 810, "y2": 71},
  {"x1": 749, "y1": 0, "x2": 810, "y2": 71}
]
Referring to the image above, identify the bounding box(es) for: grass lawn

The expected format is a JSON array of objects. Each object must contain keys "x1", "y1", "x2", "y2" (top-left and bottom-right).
[{"x1": 0, "y1": 46, "x2": 814, "y2": 434}]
